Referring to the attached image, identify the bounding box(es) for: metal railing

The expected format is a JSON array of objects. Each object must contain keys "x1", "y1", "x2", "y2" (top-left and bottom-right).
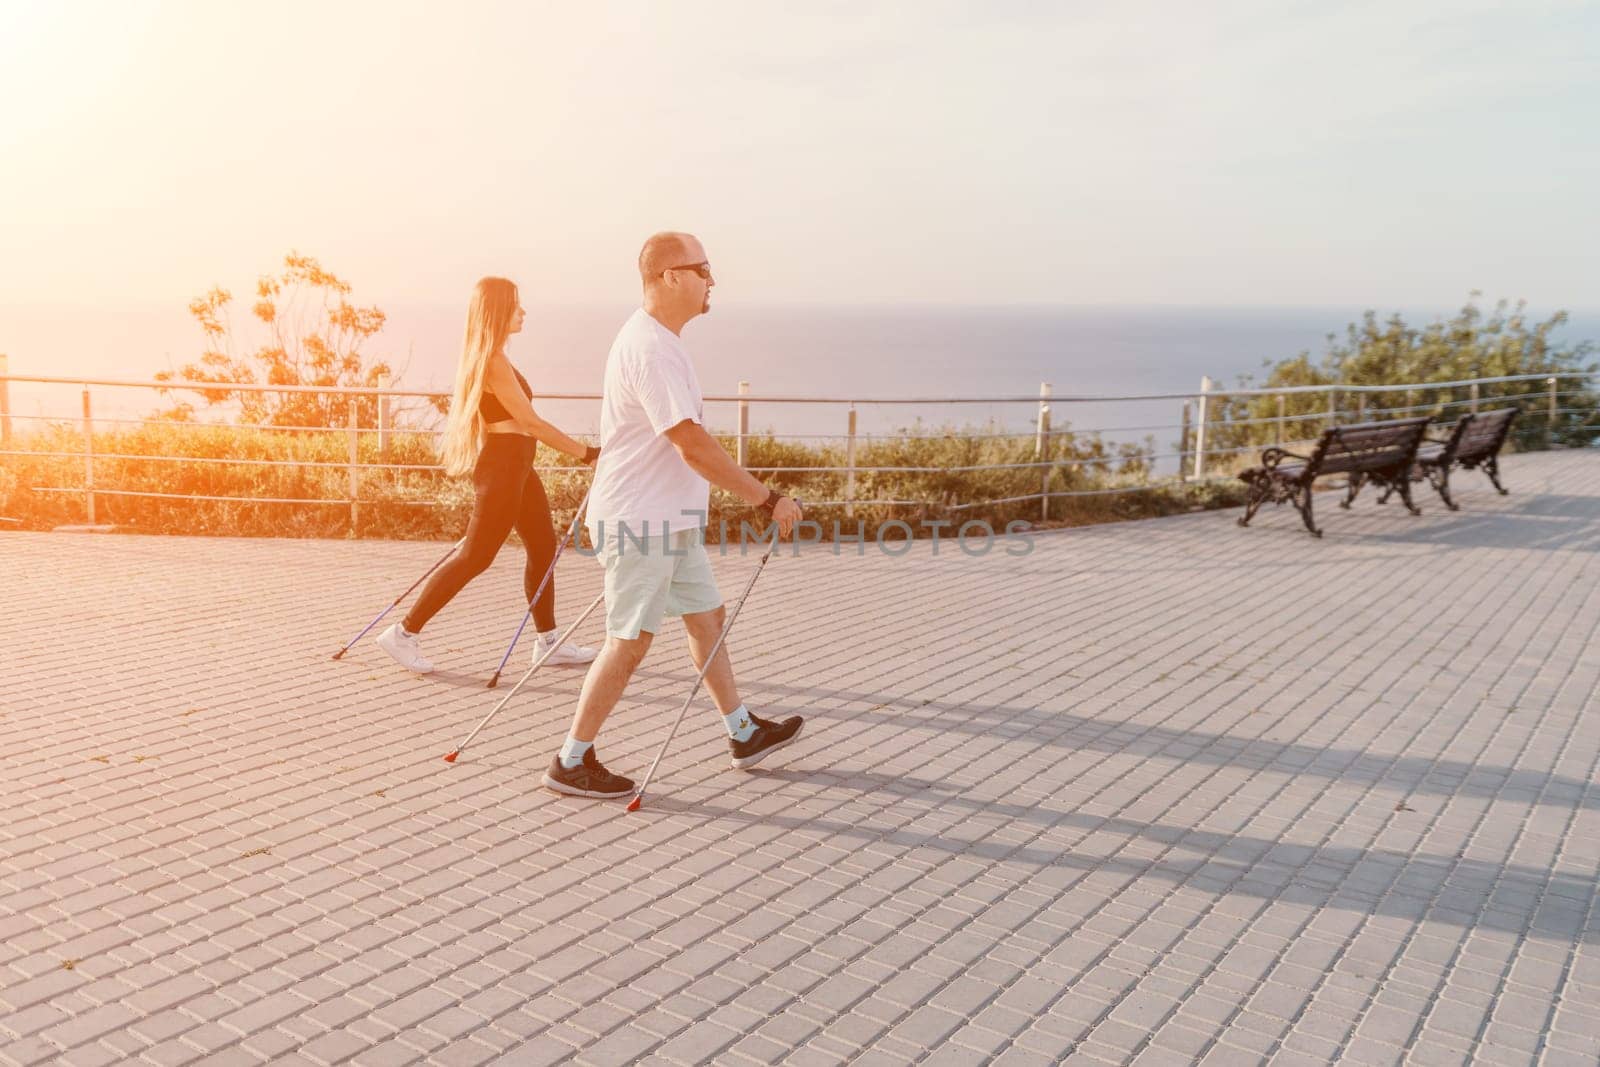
[{"x1": 0, "y1": 355, "x2": 1595, "y2": 530}]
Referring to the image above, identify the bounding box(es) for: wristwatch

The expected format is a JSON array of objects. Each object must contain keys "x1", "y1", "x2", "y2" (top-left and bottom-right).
[{"x1": 758, "y1": 488, "x2": 783, "y2": 515}]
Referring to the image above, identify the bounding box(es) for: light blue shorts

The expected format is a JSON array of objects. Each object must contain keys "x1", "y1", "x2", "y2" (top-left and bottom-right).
[{"x1": 595, "y1": 526, "x2": 723, "y2": 640}]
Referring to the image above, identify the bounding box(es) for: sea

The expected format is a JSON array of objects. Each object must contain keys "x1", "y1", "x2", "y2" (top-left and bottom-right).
[{"x1": 4, "y1": 302, "x2": 1595, "y2": 473}]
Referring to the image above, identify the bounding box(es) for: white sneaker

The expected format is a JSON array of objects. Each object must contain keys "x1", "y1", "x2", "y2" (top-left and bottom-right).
[
  {"x1": 535, "y1": 635, "x2": 599, "y2": 666},
  {"x1": 376, "y1": 623, "x2": 435, "y2": 674}
]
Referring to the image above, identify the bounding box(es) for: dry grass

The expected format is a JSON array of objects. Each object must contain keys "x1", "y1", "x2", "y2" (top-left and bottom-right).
[{"x1": 0, "y1": 420, "x2": 1249, "y2": 541}]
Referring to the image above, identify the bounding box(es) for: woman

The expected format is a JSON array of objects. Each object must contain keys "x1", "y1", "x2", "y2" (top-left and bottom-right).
[{"x1": 378, "y1": 277, "x2": 599, "y2": 674}]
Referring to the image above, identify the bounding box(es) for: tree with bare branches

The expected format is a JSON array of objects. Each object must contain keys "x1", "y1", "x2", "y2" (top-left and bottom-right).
[{"x1": 156, "y1": 252, "x2": 392, "y2": 428}]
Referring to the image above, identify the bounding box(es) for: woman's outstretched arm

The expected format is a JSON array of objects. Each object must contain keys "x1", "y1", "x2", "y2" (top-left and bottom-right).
[{"x1": 485, "y1": 356, "x2": 594, "y2": 462}]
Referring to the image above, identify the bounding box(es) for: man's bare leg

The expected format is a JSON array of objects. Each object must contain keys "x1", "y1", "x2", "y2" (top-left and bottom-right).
[
  {"x1": 681, "y1": 604, "x2": 804, "y2": 769},
  {"x1": 567, "y1": 632, "x2": 653, "y2": 742},
  {"x1": 682, "y1": 605, "x2": 741, "y2": 714},
  {"x1": 543, "y1": 631, "x2": 653, "y2": 797}
]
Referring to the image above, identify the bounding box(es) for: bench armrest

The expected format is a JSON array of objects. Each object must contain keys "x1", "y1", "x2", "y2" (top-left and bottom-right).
[{"x1": 1260, "y1": 447, "x2": 1308, "y2": 470}]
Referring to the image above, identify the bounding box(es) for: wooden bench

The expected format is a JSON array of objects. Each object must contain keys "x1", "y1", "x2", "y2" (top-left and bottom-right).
[
  {"x1": 1236, "y1": 416, "x2": 1432, "y2": 537},
  {"x1": 1370, "y1": 407, "x2": 1518, "y2": 511}
]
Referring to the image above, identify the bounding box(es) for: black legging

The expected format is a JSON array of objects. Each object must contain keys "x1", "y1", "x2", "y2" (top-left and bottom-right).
[{"x1": 404, "y1": 434, "x2": 559, "y2": 633}]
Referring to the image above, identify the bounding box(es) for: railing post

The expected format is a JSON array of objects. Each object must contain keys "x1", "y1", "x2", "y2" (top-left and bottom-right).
[
  {"x1": 1469, "y1": 381, "x2": 1480, "y2": 414},
  {"x1": 1356, "y1": 393, "x2": 1366, "y2": 422},
  {"x1": 82, "y1": 387, "x2": 96, "y2": 524},
  {"x1": 0, "y1": 353, "x2": 11, "y2": 446},
  {"x1": 1035, "y1": 382, "x2": 1052, "y2": 520},
  {"x1": 347, "y1": 397, "x2": 360, "y2": 535},
  {"x1": 736, "y1": 380, "x2": 750, "y2": 467},
  {"x1": 1275, "y1": 393, "x2": 1285, "y2": 445},
  {"x1": 377, "y1": 377, "x2": 391, "y2": 459},
  {"x1": 1548, "y1": 376, "x2": 1558, "y2": 447},
  {"x1": 1192, "y1": 376, "x2": 1213, "y2": 481},
  {"x1": 1327, "y1": 387, "x2": 1339, "y2": 432},
  {"x1": 1179, "y1": 401, "x2": 1191, "y2": 483},
  {"x1": 844, "y1": 403, "x2": 857, "y2": 519}
]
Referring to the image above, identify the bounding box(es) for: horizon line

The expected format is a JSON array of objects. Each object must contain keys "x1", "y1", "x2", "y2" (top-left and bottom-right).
[{"x1": 4, "y1": 297, "x2": 1598, "y2": 315}]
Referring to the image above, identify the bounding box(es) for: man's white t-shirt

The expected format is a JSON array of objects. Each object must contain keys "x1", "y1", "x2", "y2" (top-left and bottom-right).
[{"x1": 586, "y1": 308, "x2": 710, "y2": 539}]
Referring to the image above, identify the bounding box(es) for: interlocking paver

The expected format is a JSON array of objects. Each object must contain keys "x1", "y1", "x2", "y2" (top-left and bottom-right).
[{"x1": 4, "y1": 451, "x2": 1599, "y2": 1063}]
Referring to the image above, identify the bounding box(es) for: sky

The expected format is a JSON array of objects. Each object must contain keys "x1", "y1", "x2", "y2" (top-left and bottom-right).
[
  {"x1": 1, "y1": 0, "x2": 1597, "y2": 379},
  {"x1": 3, "y1": 0, "x2": 1600, "y2": 399}
]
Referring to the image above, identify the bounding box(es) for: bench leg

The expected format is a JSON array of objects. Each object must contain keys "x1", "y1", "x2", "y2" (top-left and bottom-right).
[
  {"x1": 1340, "y1": 473, "x2": 1365, "y2": 509},
  {"x1": 1483, "y1": 455, "x2": 1509, "y2": 495},
  {"x1": 1427, "y1": 464, "x2": 1458, "y2": 511},
  {"x1": 1236, "y1": 482, "x2": 1267, "y2": 528},
  {"x1": 1294, "y1": 484, "x2": 1322, "y2": 538},
  {"x1": 1394, "y1": 474, "x2": 1422, "y2": 516}
]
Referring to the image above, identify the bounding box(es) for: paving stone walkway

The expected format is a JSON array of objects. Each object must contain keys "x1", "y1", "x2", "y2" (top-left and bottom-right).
[{"x1": 2, "y1": 450, "x2": 1598, "y2": 1066}]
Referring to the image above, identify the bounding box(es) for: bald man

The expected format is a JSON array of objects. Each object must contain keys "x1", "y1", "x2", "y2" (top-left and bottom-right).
[{"x1": 543, "y1": 232, "x2": 806, "y2": 799}]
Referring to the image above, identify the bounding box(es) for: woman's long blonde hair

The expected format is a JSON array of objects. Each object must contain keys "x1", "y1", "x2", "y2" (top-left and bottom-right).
[{"x1": 439, "y1": 277, "x2": 519, "y2": 476}]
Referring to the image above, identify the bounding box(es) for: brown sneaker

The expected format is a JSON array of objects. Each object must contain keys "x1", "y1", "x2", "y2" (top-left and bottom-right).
[
  {"x1": 542, "y1": 748, "x2": 635, "y2": 799},
  {"x1": 729, "y1": 714, "x2": 804, "y2": 770}
]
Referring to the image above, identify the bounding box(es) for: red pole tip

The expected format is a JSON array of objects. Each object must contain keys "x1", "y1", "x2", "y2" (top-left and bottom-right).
[
  {"x1": 331, "y1": 651, "x2": 345, "y2": 660},
  {"x1": 485, "y1": 677, "x2": 499, "y2": 689},
  {"x1": 625, "y1": 796, "x2": 642, "y2": 812},
  {"x1": 443, "y1": 752, "x2": 458, "y2": 763}
]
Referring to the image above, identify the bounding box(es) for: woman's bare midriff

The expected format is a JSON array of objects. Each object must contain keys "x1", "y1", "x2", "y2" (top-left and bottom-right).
[{"x1": 485, "y1": 420, "x2": 528, "y2": 436}]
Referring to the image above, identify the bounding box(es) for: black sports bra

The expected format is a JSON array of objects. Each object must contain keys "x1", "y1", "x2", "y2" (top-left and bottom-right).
[{"x1": 481, "y1": 365, "x2": 533, "y2": 421}]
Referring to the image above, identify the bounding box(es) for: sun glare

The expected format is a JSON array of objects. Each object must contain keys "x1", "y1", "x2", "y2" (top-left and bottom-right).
[{"x1": 0, "y1": 6, "x2": 65, "y2": 72}]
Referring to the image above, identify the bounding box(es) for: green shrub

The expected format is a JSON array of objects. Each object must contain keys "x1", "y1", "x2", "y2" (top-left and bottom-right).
[{"x1": 1202, "y1": 297, "x2": 1598, "y2": 461}]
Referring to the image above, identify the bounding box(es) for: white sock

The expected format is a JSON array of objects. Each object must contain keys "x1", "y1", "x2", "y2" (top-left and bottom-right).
[
  {"x1": 559, "y1": 735, "x2": 592, "y2": 769},
  {"x1": 723, "y1": 705, "x2": 757, "y2": 743},
  {"x1": 399, "y1": 622, "x2": 418, "y2": 638},
  {"x1": 539, "y1": 630, "x2": 560, "y2": 647}
]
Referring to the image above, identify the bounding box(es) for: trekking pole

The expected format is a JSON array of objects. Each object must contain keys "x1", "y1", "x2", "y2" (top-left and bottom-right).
[
  {"x1": 444, "y1": 588, "x2": 607, "y2": 763},
  {"x1": 487, "y1": 483, "x2": 594, "y2": 689},
  {"x1": 331, "y1": 538, "x2": 466, "y2": 660},
  {"x1": 627, "y1": 513, "x2": 794, "y2": 813}
]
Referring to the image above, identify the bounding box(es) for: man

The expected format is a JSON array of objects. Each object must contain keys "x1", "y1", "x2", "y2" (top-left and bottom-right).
[{"x1": 542, "y1": 232, "x2": 806, "y2": 799}]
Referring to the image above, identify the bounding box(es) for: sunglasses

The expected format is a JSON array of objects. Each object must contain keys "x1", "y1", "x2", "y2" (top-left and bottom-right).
[{"x1": 662, "y1": 262, "x2": 712, "y2": 280}]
